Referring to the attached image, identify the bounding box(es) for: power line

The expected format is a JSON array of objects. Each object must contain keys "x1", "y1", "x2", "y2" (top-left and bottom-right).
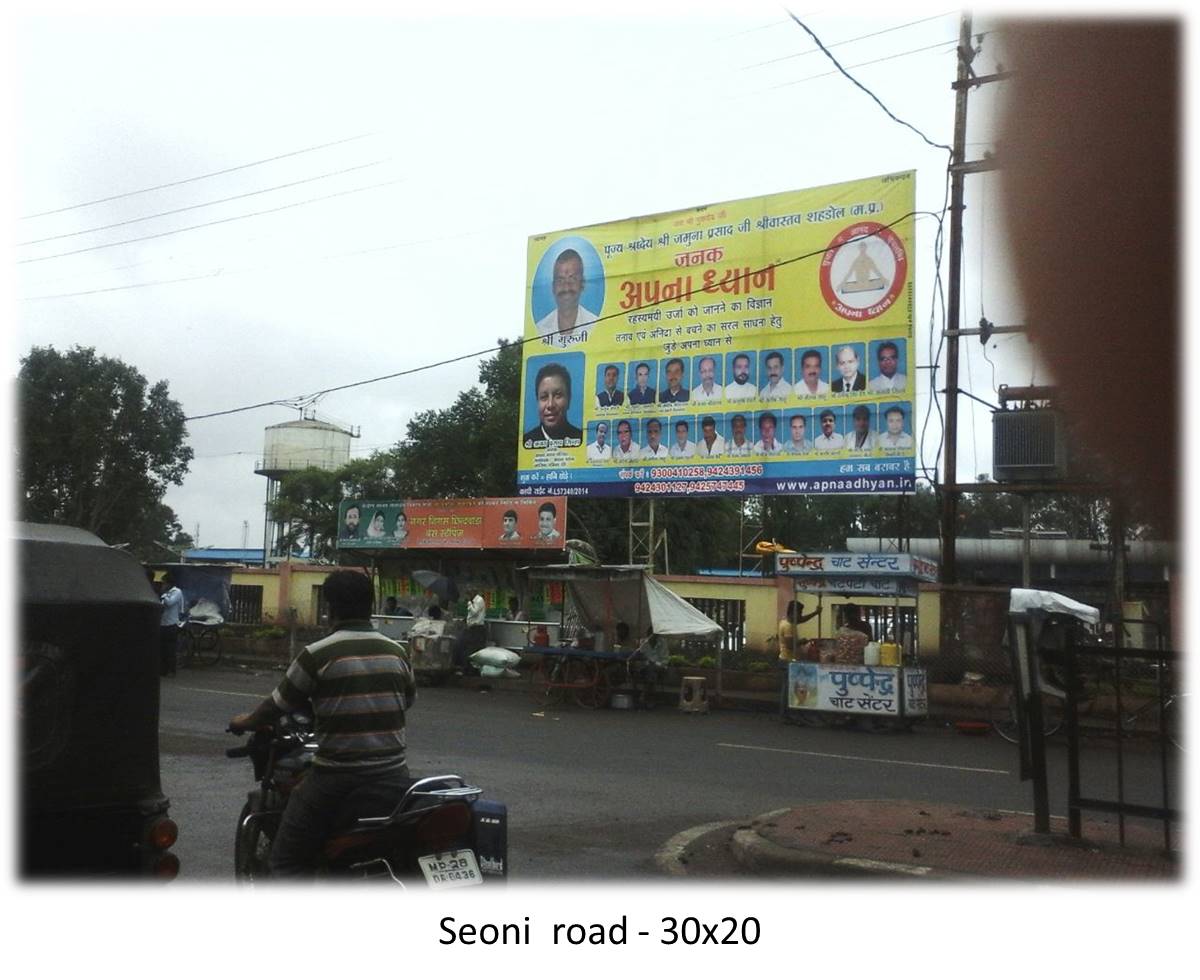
[
  {"x1": 783, "y1": 10, "x2": 953, "y2": 153},
  {"x1": 20, "y1": 133, "x2": 376, "y2": 219},
  {"x1": 763, "y1": 38, "x2": 958, "y2": 92},
  {"x1": 918, "y1": 167, "x2": 952, "y2": 483},
  {"x1": 21, "y1": 225, "x2": 490, "y2": 302},
  {"x1": 742, "y1": 12, "x2": 954, "y2": 70},
  {"x1": 184, "y1": 209, "x2": 934, "y2": 422},
  {"x1": 18, "y1": 176, "x2": 406, "y2": 265},
  {"x1": 17, "y1": 159, "x2": 389, "y2": 246}
]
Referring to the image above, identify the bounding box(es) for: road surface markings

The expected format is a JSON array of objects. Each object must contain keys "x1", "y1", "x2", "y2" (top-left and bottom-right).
[
  {"x1": 717, "y1": 742, "x2": 1010, "y2": 775},
  {"x1": 175, "y1": 685, "x2": 269, "y2": 698},
  {"x1": 834, "y1": 857, "x2": 933, "y2": 876}
]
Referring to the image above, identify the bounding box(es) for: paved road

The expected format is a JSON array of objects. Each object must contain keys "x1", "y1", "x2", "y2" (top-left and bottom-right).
[{"x1": 159, "y1": 666, "x2": 1175, "y2": 882}]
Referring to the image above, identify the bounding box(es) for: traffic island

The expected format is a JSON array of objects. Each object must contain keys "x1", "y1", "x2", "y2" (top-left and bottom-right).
[{"x1": 660, "y1": 800, "x2": 1180, "y2": 880}]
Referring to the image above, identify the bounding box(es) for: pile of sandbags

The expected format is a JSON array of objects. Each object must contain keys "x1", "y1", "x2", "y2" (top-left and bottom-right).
[{"x1": 469, "y1": 646, "x2": 522, "y2": 679}]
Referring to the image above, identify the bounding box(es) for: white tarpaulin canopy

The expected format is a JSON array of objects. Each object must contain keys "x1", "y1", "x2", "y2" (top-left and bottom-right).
[
  {"x1": 1009, "y1": 588, "x2": 1100, "y2": 624},
  {"x1": 523, "y1": 565, "x2": 723, "y2": 638}
]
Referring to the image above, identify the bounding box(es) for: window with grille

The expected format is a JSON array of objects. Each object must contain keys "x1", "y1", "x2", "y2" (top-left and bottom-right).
[
  {"x1": 228, "y1": 585, "x2": 263, "y2": 624},
  {"x1": 680, "y1": 597, "x2": 746, "y2": 656}
]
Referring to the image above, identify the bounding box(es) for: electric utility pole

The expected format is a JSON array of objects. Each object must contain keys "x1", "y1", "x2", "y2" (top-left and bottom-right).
[{"x1": 939, "y1": 11, "x2": 975, "y2": 588}]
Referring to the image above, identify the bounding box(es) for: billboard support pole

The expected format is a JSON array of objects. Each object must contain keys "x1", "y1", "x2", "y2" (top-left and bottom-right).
[{"x1": 630, "y1": 498, "x2": 656, "y2": 572}]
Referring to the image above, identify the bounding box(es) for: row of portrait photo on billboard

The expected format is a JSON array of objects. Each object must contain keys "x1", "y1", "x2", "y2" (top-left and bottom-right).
[
  {"x1": 592, "y1": 338, "x2": 909, "y2": 410},
  {"x1": 584, "y1": 400, "x2": 915, "y2": 462}
]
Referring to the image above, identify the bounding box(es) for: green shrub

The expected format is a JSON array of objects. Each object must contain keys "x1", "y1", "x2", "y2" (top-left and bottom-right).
[
  {"x1": 251, "y1": 626, "x2": 287, "y2": 641},
  {"x1": 747, "y1": 659, "x2": 775, "y2": 673},
  {"x1": 697, "y1": 655, "x2": 717, "y2": 669},
  {"x1": 668, "y1": 654, "x2": 688, "y2": 669}
]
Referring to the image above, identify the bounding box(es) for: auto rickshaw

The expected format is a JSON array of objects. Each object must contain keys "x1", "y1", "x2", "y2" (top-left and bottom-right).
[{"x1": 18, "y1": 522, "x2": 179, "y2": 878}]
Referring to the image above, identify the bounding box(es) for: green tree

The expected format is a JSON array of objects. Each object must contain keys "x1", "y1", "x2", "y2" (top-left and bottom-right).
[
  {"x1": 754, "y1": 488, "x2": 942, "y2": 556},
  {"x1": 270, "y1": 454, "x2": 399, "y2": 561},
  {"x1": 17, "y1": 346, "x2": 193, "y2": 558},
  {"x1": 391, "y1": 338, "x2": 520, "y2": 498}
]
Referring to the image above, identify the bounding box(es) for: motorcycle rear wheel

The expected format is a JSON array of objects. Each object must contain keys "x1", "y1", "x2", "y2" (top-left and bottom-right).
[{"x1": 234, "y1": 802, "x2": 275, "y2": 882}]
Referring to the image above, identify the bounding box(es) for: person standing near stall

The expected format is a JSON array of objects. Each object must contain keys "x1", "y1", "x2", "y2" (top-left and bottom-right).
[
  {"x1": 633, "y1": 629, "x2": 670, "y2": 707},
  {"x1": 454, "y1": 593, "x2": 488, "y2": 675},
  {"x1": 158, "y1": 571, "x2": 186, "y2": 677},
  {"x1": 777, "y1": 599, "x2": 822, "y2": 661},
  {"x1": 841, "y1": 602, "x2": 874, "y2": 642},
  {"x1": 777, "y1": 598, "x2": 821, "y2": 713}
]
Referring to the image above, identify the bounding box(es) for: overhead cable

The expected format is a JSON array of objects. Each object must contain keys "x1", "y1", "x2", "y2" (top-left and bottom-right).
[
  {"x1": 743, "y1": 12, "x2": 953, "y2": 70},
  {"x1": 18, "y1": 160, "x2": 389, "y2": 246},
  {"x1": 185, "y1": 209, "x2": 934, "y2": 422},
  {"x1": 18, "y1": 177, "x2": 406, "y2": 264},
  {"x1": 784, "y1": 9, "x2": 953, "y2": 153},
  {"x1": 20, "y1": 133, "x2": 376, "y2": 219}
]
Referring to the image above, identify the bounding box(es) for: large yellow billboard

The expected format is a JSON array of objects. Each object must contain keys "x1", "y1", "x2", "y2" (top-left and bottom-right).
[{"x1": 517, "y1": 172, "x2": 916, "y2": 498}]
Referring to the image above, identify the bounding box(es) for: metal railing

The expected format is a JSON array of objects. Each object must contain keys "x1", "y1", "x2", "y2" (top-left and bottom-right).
[
  {"x1": 1062, "y1": 635, "x2": 1182, "y2": 852},
  {"x1": 1009, "y1": 609, "x2": 1182, "y2": 854}
]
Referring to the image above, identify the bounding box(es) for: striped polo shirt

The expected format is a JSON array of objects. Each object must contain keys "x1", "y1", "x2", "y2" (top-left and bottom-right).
[{"x1": 271, "y1": 621, "x2": 416, "y2": 771}]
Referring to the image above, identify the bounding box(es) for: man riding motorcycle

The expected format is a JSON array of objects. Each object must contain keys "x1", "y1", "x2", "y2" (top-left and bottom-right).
[{"x1": 229, "y1": 569, "x2": 416, "y2": 877}]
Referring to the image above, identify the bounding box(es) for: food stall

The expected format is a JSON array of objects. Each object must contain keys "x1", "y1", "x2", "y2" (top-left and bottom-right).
[
  {"x1": 775, "y1": 552, "x2": 938, "y2": 725},
  {"x1": 339, "y1": 496, "x2": 571, "y2": 682},
  {"x1": 520, "y1": 564, "x2": 723, "y2": 708}
]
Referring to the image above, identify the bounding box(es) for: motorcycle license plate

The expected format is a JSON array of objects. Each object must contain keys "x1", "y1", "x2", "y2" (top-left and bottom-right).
[{"x1": 418, "y1": 849, "x2": 483, "y2": 889}]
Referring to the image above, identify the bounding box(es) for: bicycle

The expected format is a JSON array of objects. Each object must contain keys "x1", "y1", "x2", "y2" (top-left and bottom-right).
[
  {"x1": 1120, "y1": 691, "x2": 1186, "y2": 751},
  {"x1": 528, "y1": 651, "x2": 611, "y2": 709},
  {"x1": 179, "y1": 620, "x2": 223, "y2": 668},
  {"x1": 988, "y1": 659, "x2": 1096, "y2": 744}
]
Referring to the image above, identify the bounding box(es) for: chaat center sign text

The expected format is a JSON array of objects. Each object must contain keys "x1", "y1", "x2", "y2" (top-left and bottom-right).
[{"x1": 517, "y1": 173, "x2": 917, "y2": 498}]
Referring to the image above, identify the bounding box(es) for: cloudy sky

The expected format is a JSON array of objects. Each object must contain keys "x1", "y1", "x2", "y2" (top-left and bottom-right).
[{"x1": 10, "y1": 3, "x2": 1039, "y2": 548}]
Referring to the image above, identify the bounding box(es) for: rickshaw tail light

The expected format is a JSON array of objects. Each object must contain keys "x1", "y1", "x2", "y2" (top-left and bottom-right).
[
  {"x1": 148, "y1": 817, "x2": 178, "y2": 851},
  {"x1": 153, "y1": 852, "x2": 180, "y2": 881}
]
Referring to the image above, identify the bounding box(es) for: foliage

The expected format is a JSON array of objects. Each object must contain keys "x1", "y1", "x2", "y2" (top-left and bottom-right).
[
  {"x1": 391, "y1": 339, "x2": 521, "y2": 498},
  {"x1": 564, "y1": 496, "x2": 742, "y2": 573},
  {"x1": 269, "y1": 340, "x2": 1156, "y2": 572},
  {"x1": 17, "y1": 346, "x2": 193, "y2": 560},
  {"x1": 757, "y1": 487, "x2": 940, "y2": 552},
  {"x1": 270, "y1": 456, "x2": 398, "y2": 561},
  {"x1": 270, "y1": 340, "x2": 522, "y2": 557}
]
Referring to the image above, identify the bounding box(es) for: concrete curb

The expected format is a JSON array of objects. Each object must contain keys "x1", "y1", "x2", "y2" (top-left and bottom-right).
[
  {"x1": 655, "y1": 808, "x2": 793, "y2": 877},
  {"x1": 655, "y1": 820, "x2": 742, "y2": 876},
  {"x1": 729, "y1": 827, "x2": 946, "y2": 879}
]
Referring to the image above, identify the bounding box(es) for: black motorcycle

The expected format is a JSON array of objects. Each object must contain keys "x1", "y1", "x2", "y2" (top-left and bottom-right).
[{"x1": 227, "y1": 714, "x2": 507, "y2": 886}]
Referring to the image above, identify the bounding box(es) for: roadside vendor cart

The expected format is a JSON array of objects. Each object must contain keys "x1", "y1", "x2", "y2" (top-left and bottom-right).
[
  {"x1": 520, "y1": 564, "x2": 722, "y2": 709},
  {"x1": 776, "y1": 552, "x2": 938, "y2": 726}
]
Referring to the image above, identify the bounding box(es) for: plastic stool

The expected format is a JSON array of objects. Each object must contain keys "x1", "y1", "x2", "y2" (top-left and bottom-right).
[{"x1": 679, "y1": 675, "x2": 709, "y2": 713}]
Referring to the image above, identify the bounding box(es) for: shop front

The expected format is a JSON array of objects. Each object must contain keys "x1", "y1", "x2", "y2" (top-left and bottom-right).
[{"x1": 776, "y1": 552, "x2": 938, "y2": 724}]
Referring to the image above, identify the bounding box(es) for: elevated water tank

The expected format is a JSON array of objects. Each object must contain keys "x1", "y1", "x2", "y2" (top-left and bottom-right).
[{"x1": 255, "y1": 418, "x2": 357, "y2": 478}]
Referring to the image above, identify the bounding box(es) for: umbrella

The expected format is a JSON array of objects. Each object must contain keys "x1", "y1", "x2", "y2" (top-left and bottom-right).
[{"x1": 411, "y1": 570, "x2": 459, "y2": 605}]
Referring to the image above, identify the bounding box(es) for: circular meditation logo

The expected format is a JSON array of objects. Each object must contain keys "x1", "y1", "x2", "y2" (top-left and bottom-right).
[{"x1": 819, "y1": 222, "x2": 908, "y2": 321}]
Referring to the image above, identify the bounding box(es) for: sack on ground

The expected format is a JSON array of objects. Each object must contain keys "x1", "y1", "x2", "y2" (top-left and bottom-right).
[
  {"x1": 470, "y1": 646, "x2": 521, "y2": 669},
  {"x1": 479, "y1": 664, "x2": 522, "y2": 679}
]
